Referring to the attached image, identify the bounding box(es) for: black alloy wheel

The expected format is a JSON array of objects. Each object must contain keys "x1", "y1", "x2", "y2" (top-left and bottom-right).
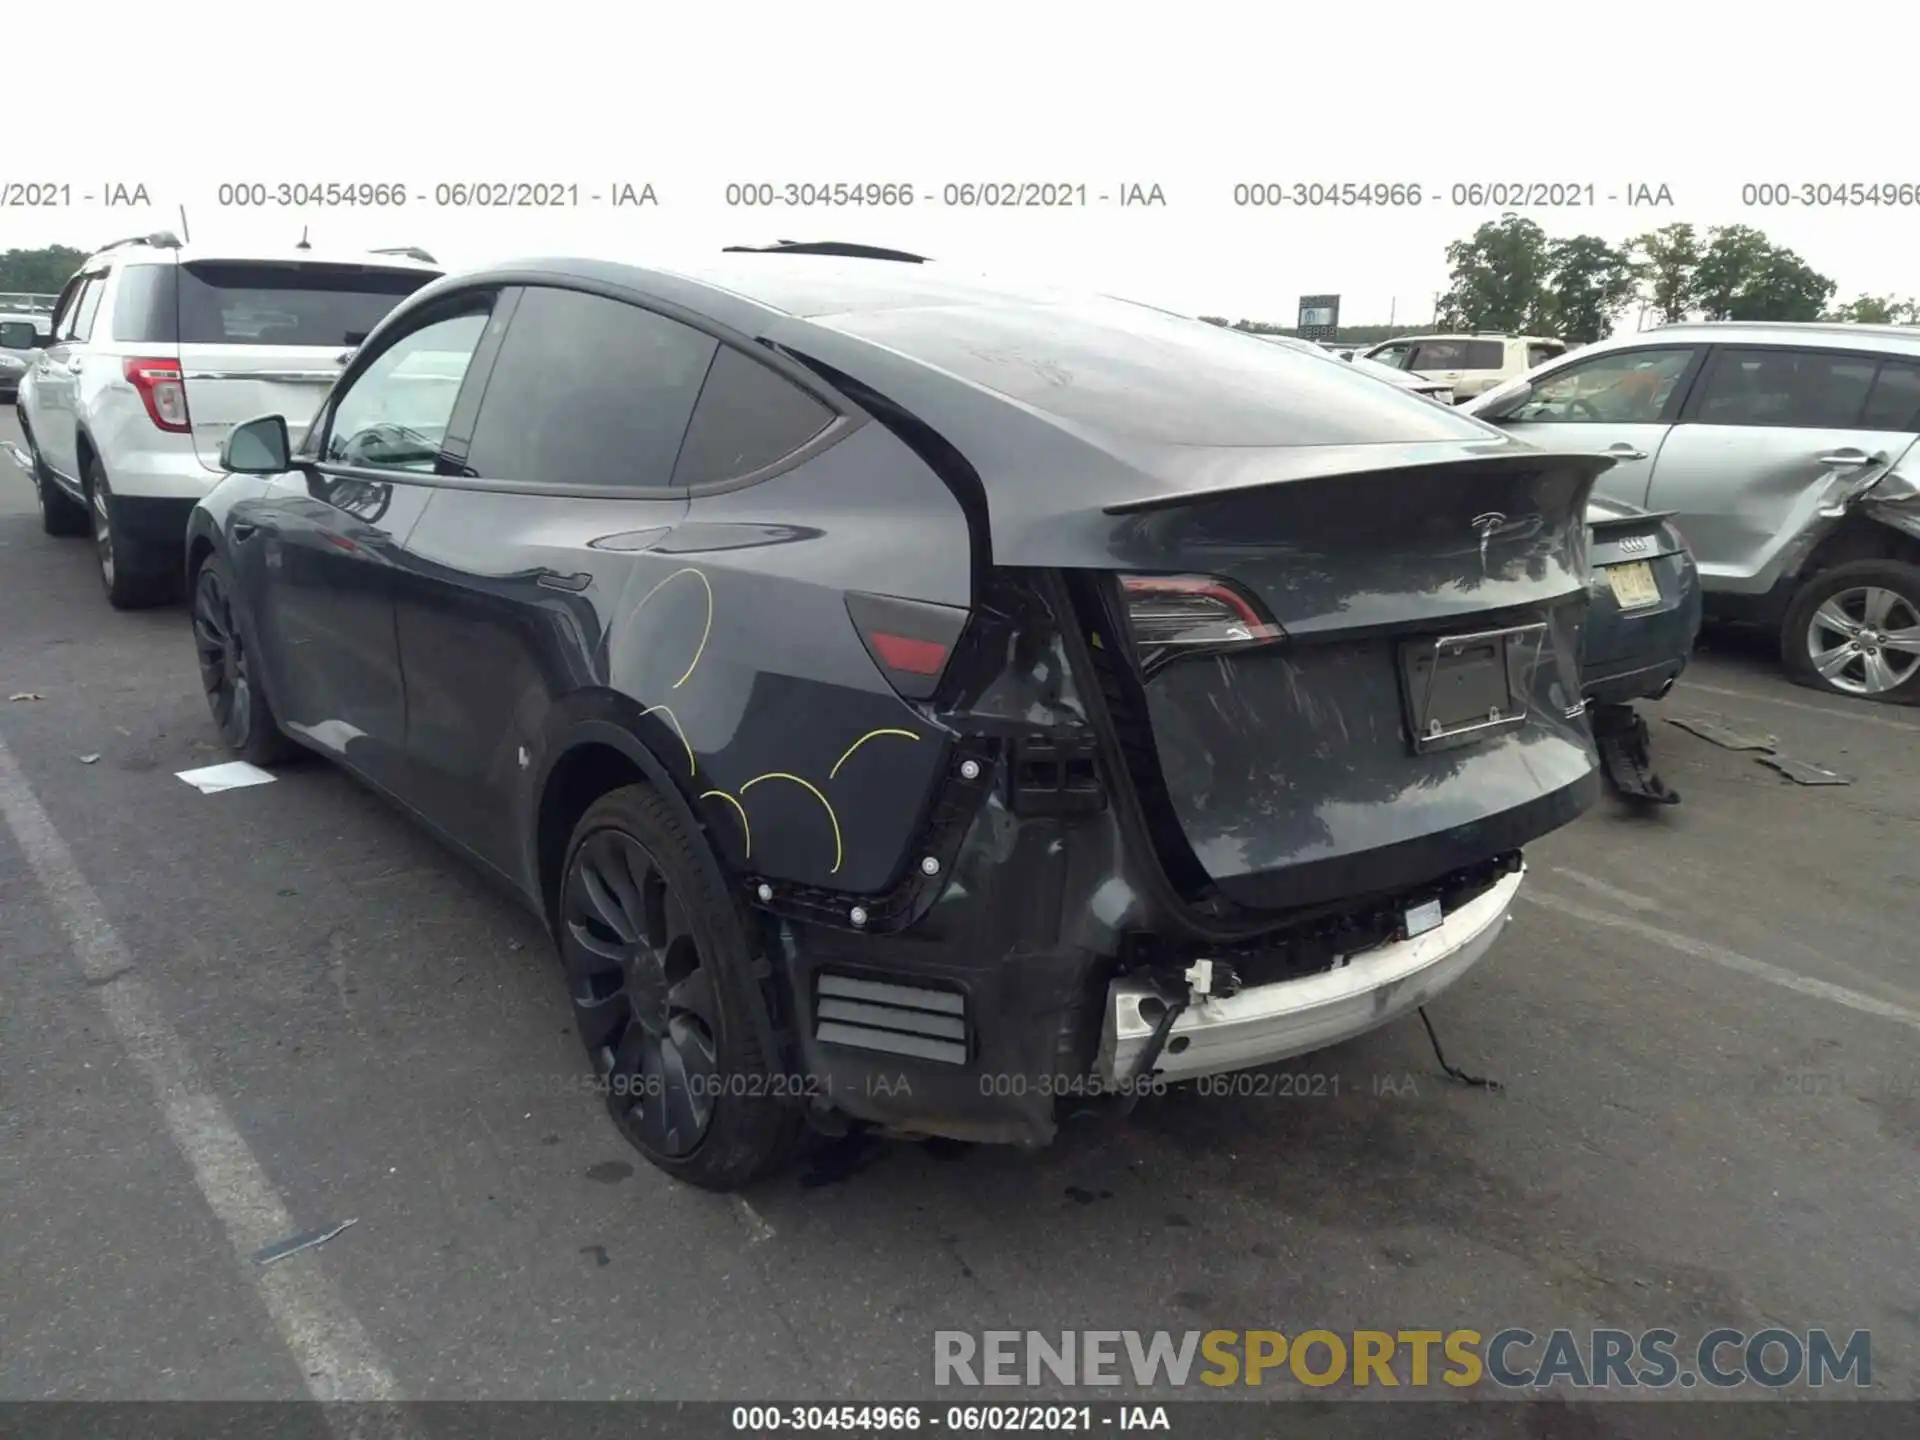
[
  {"x1": 25, "y1": 427, "x2": 88, "y2": 537},
  {"x1": 557, "y1": 785, "x2": 801, "y2": 1189},
  {"x1": 86, "y1": 457, "x2": 173, "y2": 608},
  {"x1": 193, "y1": 557, "x2": 297, "y2": 765}
]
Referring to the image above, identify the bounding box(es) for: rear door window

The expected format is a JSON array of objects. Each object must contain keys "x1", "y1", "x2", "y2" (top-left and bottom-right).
[
  {"x1": 67, "y1": 275, "x2": 106, "y2": 342},
  {"x1": 672, "y1": 343, "x2": 835, "y2": 487},
  {"x1": 1857, "y1": 359, "x2": 1920, "y2": 431},
  {"x1": 1409, "y1": 340, "x2": 1468, "y2": 370},
  {"x1": 1693, "y1": 348, "x2": 1879, "y2": 428},
  {"x1": 176, "y1": 262, "x2": 437, "y2": 347},
  {"x1": 464, "y1": 285, "x2": 719, "y2": 489}
]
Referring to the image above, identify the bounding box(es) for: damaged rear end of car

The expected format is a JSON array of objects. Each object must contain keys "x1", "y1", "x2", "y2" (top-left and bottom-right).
[{"x1": 750, "y1": 293, "x2": 1609, "y2": 1146}]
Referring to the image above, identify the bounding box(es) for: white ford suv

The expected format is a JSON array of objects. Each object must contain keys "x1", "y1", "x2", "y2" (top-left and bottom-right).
[{"x1": 3, "y1": 233, "x2": 441, "y2": 607}]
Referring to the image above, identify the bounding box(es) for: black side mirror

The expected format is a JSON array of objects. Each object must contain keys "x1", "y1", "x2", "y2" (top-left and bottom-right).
[
  {"x1": 0, "y1": 320, "x2": 43, "y2": 350},
  {"x1": 221, "y1": 414, "x2": 292, "y2": 474}
]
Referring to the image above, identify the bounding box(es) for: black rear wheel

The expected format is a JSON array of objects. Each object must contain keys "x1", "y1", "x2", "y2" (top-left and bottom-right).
[
  {"x1": 87, "y1": 457, "x2": 175, "y2": 609},
  {"x1": 558, "y1": 784, "x2": 802, "y2": 1189},
  {"x1": 193, "y1": 556, "x2": 298, "y2": 765},
  {"x1": 25, "y1": 430, "x2": 88, "y2": 537}
]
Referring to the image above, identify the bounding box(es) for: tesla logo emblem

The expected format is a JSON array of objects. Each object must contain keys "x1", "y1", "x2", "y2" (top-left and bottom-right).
[{"x1": 1471, "y1": 511, "x2": 1508, "y2": 568}]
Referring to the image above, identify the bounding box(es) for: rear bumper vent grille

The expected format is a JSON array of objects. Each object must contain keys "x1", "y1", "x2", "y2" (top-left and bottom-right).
[{"x1": 814, "y1": 973, "x2": 969, "y2": 1066}]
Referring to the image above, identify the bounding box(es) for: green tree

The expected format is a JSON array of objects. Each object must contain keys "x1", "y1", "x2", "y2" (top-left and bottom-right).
[
  {"x1": 0, "y1": 245, "x2": 86, "y2": 295},
  {"x1": 1542, "y1": 235, "x2": 1641, "y2": 344},
  {"x1": 1633, "y1": 223, "x2": 1701, "y2": 324},
  {"x1": 1436, "y1": 214, "x2": 1553, "y2": 333},
  {"x1": 1692, "y1": 225, "x2": 1772, "y2": 320},
  {"x1": 1692, "y1": 227, "x2": 1835, "y2": 322},
  {"x1": 1824, "y1": 294, "x2": 1918, "y2": 325}
]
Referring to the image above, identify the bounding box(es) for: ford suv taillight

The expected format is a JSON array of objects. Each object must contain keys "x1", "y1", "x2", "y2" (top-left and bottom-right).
[
  {"x1": 123, "y1": 357, "x2": 190, "y2": 432},
  {"x1": 1118, "y1": 574, "x2": 1284, "y2": 673}
]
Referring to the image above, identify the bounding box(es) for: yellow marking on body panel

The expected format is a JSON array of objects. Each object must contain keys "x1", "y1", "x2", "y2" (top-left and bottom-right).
[
  {"x1": 828, "y1": 728, "x2": 922, "y2": 781},
  {"x1": 629, "y1": 566, "x2": 714, "y2": 690},
  {"x1": 699, "y1": 789, "x2": 752, "y2": 859},
  {"x1": 740, "y1": 772, "x2": 844, "y2": 875},
  {"x1": 639, "y1": 705, "x2": 696, "y2": 778}
]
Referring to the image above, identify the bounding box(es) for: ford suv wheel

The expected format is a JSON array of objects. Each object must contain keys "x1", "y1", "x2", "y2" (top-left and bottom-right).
[{"x1": 86, "y1": 457, "x2": 174, "y2": 610}]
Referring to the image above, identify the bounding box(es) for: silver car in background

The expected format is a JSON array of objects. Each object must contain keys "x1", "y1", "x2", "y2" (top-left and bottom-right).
[
  {"x1": 1468, "y1": 323, "x2": 1920, "y2": 702},
  {"x1": 0, "y1": 312, "x2": 37, "y2": 401}
]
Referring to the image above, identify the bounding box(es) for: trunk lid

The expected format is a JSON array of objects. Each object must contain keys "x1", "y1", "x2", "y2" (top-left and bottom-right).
[
  {"x1": 173, "y1": 259, "x2": 439, "y2": 468},
  {"x1": 1082, "y1": 448, "x2": 1607, "y2": 909},
  {"x1": 779, "y1": 297, "x2": 1608, "y2": 910}
]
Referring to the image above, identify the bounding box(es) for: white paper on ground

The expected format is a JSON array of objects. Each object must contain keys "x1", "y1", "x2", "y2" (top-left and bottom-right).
[{"x1": 176, "y1": 761, "x2": 278, "y2": 794}]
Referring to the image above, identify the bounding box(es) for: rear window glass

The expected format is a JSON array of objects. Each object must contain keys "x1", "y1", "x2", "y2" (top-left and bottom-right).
[
  {"x1": 818, "y1": 301, "x2": 1488, "y2": 447},
  {"x1": 1527, "y1": 342, "x2": 1565, "y2": 368},
  {"x1": 177, "y1": 262, "x2": 437, "y2": 347}
]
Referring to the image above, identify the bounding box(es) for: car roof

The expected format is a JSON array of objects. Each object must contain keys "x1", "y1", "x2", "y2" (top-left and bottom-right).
[{"x1": 1633, "y1": 320, "x2": 1920, "y2": 357}]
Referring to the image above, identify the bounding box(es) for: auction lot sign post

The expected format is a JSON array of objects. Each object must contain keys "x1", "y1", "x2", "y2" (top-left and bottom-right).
[{"x1": 1297, "y1": 294, "x2": 1341, "y2": 341}]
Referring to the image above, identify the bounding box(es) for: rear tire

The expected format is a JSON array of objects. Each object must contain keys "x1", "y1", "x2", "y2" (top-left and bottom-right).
[
  {"x1": 556, "y1": 783, "x2": 803, "y2": 1190},
  {"x1": 25, "y1": 430, "x2": 88, "y2": 537},
  {"x1": 192, "y1": 555, "x2": 299, "y2": 766},
  {"x1": 1780, "y1": 559, "x2": 1920, "y2": 704},
  {"x1": 86, "y1": 456, "x2": 175, "y2": 609}
]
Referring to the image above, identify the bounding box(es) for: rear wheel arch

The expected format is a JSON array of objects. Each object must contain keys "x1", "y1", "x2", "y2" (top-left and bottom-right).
[
  {"x1": 534, "y1": 722, "x2": 801, "y2": 1133},
  {"x1": 533, "y1": 720, "x2": 722, "y2": 932},
  {"x1": 1799, "y1": 512, "x2": 1920, "y2": 577},
  {"x1": 74, "y1": 427, "x2": 100, "y2": 487}
]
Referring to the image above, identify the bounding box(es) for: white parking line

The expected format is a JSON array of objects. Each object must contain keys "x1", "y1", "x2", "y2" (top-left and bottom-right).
[
  {"x1": 1548, "y1": 866, "x2": 1663, "y2": 912},
  {"x1": 1524, "y1": 888, "x2": 1920, "y2": 1032},
  {"x1": 1679, "y1": 679, "x2": 1920, "y2": 734},
  {"x1": 0, "y1": 734, "x2": 413, "y2": 1417}
]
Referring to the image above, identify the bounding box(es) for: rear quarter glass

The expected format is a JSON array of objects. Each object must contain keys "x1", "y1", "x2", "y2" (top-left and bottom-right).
[{"x1": 110, "y1": 264, "x2": 178, "y2": 344}]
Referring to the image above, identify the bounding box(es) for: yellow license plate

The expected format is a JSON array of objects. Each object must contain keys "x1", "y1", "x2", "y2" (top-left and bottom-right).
[{"x1": 1605, "y1": 560, "x2": 1661, "y2": 609}]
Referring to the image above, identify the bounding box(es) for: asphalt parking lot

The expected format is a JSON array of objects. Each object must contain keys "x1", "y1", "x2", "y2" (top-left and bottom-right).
[{"x1": 2, "y1": 408, "x2": 1916, "y2": 1412}]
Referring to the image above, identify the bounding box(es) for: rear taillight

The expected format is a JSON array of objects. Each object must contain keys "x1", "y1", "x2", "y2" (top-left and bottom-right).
[
  {"x1": 846, "y1": 591, "x2": 971, "y2": 700},
  {"x1": 124, "y1": 357, "x2": 190, "y2": 432},
  {"x1": 1118, "y1": 574, "x2": 1284, "y2": 670}
]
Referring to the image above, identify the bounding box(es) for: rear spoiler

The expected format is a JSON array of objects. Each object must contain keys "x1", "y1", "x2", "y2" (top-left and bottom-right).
[
  {"x1": 723, "y1": 240, "x2": 930, "y2": 263},
  {"x1": 1100, "y1": 443, "x2": 1615, "y2": 517},
  {"x1": 1587, "y1": 507, "x2": 1676, "y2": 536}
]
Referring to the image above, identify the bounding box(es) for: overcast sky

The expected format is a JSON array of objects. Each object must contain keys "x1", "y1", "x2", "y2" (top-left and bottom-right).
[{"x1": 10, "y1": 1, "x2": 1915, "y2": 328}]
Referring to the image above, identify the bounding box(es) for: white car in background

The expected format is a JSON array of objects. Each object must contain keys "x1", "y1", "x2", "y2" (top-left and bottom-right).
[
  {"x1": 3, "y1": 233, "x2": 442, "y2": 607},
  {"x1": 1260, "y1": 333, "x2": 1457, "y2": 404},
  {"x1": 1358, "y1": 333, "x2": 1568, "y2": 401}
]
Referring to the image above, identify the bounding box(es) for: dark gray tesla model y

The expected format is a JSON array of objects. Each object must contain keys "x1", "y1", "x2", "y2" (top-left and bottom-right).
[{"x1": 186, "y1": 243, "x2": 1610, "y2": 1189}]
